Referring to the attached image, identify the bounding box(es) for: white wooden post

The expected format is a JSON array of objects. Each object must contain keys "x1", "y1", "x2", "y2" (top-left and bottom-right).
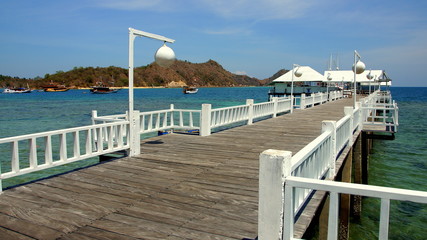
[
  {"x1": 259, "y1": 149, "x2": 292, "y2": 240},
  {"x1": 344, "y1": 106, "x2": 354, "y2": 145},
  {"x1": 246, "y1": 99, "x2": 254, "y2": 125},
  {"x1": 129, "y1": 110, "x2": 141, "y2": 156},
  {"x1": 273, "y1": 97, "x2": 278, "y2": 118},
  {"x1": 322, "y1": 120, "x2": 337, "y2": 178},
  {"x1": 91, "y1": 110, "x2": 98, "y2": 149},
  {"x1": 91, "y1": 110, "x2": 98, "y2": 125},
  {"x1": 170, "y1": 104, "x2": 175, "y2": 132},
  {"x1": 312, "y1": 93, "x2": 315, "y2": 107},
  {"x1": 200, "y1": 104, "x2": 212, "y2": 136},
  {"x1": 300, "y1": 93, "x2": 306, "y2": 110}
]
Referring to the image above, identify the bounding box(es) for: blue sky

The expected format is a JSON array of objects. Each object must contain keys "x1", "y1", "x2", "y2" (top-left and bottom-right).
[{"x1": 1, "y1": 0, "x2": 427, "y2": 86}]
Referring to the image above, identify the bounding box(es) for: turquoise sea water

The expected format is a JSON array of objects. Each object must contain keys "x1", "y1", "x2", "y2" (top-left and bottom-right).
[
  {"x1": 0, "y1": 86, "x2": 426, "y2": 239},
  {"x1": 349, "y1": 87, "x2": 427, "y2": 240}
]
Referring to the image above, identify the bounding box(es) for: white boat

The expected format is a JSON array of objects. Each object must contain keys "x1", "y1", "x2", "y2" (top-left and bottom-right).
[
  {"x1": 2, "y1": 87, "x2": 32, "y2": 94},
  {"x1": 183, "y1": 86, "x2": 198, "y2": 94}
]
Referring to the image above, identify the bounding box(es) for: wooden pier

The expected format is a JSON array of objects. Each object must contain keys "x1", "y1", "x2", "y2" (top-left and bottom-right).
[{"x1": 1, "y1": 97, "x2": 356, "y2": 239}]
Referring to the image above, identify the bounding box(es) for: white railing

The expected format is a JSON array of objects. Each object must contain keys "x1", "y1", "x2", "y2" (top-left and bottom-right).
[
  {"x1": 201, "y1": 97, "x2": 293, "y2": 136},
  {"x1": 290, "y1": 130, "x2": 333, "y2": 213},
  {"x1": 296, "y1": 91, "x2": 343, "y2": 109},
  {"x1": 139, "y1": 108, "x2": 201, "y2": 134},
  {"x1": 0, "y1": 121, "x2": 130, "y2": 192},
  {"x1": 258, "y1": 90, "x2": 403, "y2": 240},
  {"x1": 362, "y1": 101, "x2": 399, "y2": 132},
  {"x1": 283, "y1": 176, "x2": 427, "y2": 240},
  {"x1": 0, "y1": 92, "x2": 343, "y2": 192},
  {"x1": 210, "y1": 105, "x2": 249, "y2": 129}
]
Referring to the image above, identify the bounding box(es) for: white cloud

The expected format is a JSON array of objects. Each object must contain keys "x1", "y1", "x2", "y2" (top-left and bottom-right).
[
  {"x1": 93, "y1": 0, "x2": 175, "y2": 11},
  {"x1": 203, "y1": 27, "x2": 252, "y2": 36},
  {"x1": 198, "y1": 0, "x2": 318, "y2": 20},
  {"x1": 93, "y1": 0, "x2": 319, "y2": 19},
  {"x1": 234, "y1": 70, "x2": 248, "y2": 75}
]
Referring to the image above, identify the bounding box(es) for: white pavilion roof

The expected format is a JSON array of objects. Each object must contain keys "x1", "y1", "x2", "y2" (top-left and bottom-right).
[
  {"x1": 272, "y1": 66, "x2": 324, "y2": 82},
  {"x1": 272, "y1": 65, "x2": 392, "y2": 86},
  {"x1": 324, "y1": 70, "x2": 385, "y2": 82}
]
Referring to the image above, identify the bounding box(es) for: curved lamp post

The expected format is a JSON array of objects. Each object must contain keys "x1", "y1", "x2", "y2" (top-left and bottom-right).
[
  {"x1": 291, "y1": 64, "x2": 302, "y2": 105},
  {"x1": 128, "y1": 28, "x2": 175, "y2": 156},
  {"x1": 352, "y1": 50, "x2": 365, "y2": 108},
  {"x1": 326, "y1": 73, "x2": 332, "y2": 97},
  {"x1": 367, "y1": 70, "x2": 373, "y2": 94},
  {"x1": 291, "y1": 64, "x2": 302, "y2": 110}
]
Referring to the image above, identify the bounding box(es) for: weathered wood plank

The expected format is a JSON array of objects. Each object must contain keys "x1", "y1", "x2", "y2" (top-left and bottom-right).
[{"x1": 0, "y1": 98, "x2": 355, "y2": 239}]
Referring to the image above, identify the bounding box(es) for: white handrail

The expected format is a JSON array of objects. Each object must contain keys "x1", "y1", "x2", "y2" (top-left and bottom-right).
[
  {"x1": 258, "y1": 90, "x2": 402, "y2": 240},
  {"x1": 0, "y1": 121, "x2": 130, "y2": 188},
  {"x1": 283, "y1": 176, "x2": 427, "y2": 240}
]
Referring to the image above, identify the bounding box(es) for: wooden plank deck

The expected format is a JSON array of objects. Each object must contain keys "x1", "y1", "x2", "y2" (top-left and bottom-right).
[{"x1": 0, "y1": 97, "x2": 355, "y2": 240}]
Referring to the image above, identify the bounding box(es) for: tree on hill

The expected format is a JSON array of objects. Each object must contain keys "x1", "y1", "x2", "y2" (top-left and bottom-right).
[{"x1": 2, "y1": 59, "x2": 286, "y2": 89}]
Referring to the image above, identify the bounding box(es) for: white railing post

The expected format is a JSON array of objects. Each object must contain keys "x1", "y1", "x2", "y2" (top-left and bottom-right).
[
  {"x1": 92, "y1": 110, "x2": 98, "y2": 124},
  {"x1": 200, "y1": 104, "x2": 212, "y2": 136},
  {"x1": 92, "y1": 110, "x2": 98, "y2": 146},
  {"x1": 300, "y1": 93, "x2": 306, "y2": 110},
  {"x1": 322, "y1": 120, "x2": 337, "y2": 178},
  {"x1": 246, "y1": 99, "x2": 254, "y2": 125},
  {"x1": 259, "y1": 149, "x2": 292, "y2": 240},
  {"x1": 170, "y1": 104, "x2": 175, "y2": 132},
  {"x1": 129, "y1": 110, "x2": 141, "y2": 156},
  {"x1": 312, "y1": 93, "x2": 315, "y2": 107},
  {"x1": 273, "y1": 97, "x2": 279, "y2": 117},
  {"x1": 344, "y1": 107, "x2": 354, "y2": 145}
]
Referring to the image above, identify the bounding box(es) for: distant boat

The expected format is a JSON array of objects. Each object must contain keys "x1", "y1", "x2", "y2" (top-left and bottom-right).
[
  {"x1": 90, "y1": 83, "x2": 119, "y2": 94},
  {"x1": 2, "y1": 87, "x2": 32, "y2": 94},
  {"x1": 183, "y1": 86, "x2": 198, "y2": 94},
  {"x1": 41, "y1": 83, "x2": 70, "y2": 92}
]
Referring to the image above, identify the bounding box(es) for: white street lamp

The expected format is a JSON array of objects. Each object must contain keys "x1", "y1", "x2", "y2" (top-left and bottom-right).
[
  {"x1": 352, "y1": 50, "x2": 365, "y2": 108},
  {"x1": 128, "y1": 28, "x2": 175, "y2": 156},
  {"x1": 326, "y1": 73, "x2": 332, "y2": 97},
  {"x1": 291, "y1": 64, "x2": 302, "y2": 107},
  {"x1": 367, "y1": 70, "x2": 373, "y2": 94}
]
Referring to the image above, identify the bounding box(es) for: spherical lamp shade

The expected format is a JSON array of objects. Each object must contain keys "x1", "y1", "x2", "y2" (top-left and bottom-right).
[
  {"x1": 294, "y1": 68, "x2": 303, "y2": 77},
  {"x1": 155, "y1": 43, "x2": 175, "y2": 68},
  {"x1": 367, "y1": 72, "x2": 373, "y2": 79},
  {"x1": 352, "y1": 60, "x2": 366, "y2": 74}
]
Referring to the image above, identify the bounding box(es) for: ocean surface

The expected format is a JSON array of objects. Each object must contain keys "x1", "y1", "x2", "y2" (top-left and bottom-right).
[{"x1": 1, "y1": 86, "x2": 426, "y2": 239}]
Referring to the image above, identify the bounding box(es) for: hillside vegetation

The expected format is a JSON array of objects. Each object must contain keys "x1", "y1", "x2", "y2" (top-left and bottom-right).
[{"x1": 1, "y1": 59, "x2": 280, "y2": 89}]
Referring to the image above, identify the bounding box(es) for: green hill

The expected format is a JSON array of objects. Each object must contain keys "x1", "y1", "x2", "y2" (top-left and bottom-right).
[{"x1": 1, "y1": 60, "x2": 267, "y2": 89}]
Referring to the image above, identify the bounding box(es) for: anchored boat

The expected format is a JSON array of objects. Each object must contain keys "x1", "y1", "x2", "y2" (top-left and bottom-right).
[
  {"x1": 90, "y1": 83, "x2": 119, "y2": 94},
  {"x1": 2, "y1": 87, "x2": 32, "y2": 93},
  {"x1": 41, "y1": 82, "x2": 70, "y2": 92},
  {"x1": 183, "y1": 86, "x2": 198, "y2": 94}
]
